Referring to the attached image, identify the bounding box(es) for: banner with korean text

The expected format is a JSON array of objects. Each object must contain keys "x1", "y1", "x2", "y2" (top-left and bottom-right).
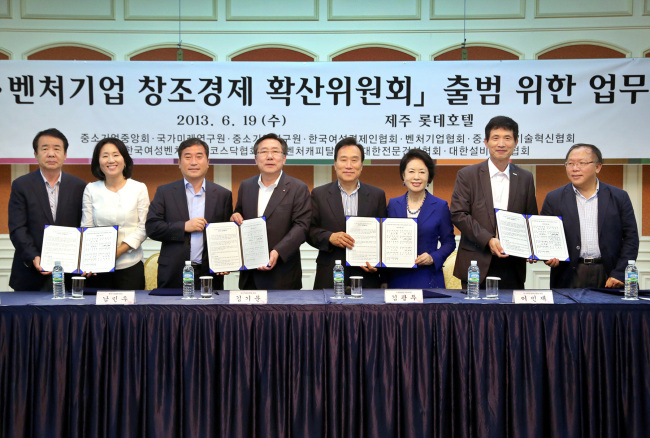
[{"x1": 0, "y1": 58, "x2": 648, "y2": 163}]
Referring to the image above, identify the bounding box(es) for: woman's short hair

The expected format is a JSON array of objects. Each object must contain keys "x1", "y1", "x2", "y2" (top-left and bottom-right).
[{"x1": 399, "y1": 148, "x2": 436, "y2": 184}]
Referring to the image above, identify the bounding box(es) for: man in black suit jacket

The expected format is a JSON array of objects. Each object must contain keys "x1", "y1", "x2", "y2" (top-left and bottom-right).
[
  {"x1": 146, "y1": 138, "x2": 233, "y2": 289},
  {"x1": 9, "y1": 128, "x2": 87, "y2": 291},
  {"x1": 308, "y1": 137, "x2": 386, "y2": 289},
  {"x1": 231, "y1": 133, "x2": 311, "y2": 290},
  {"x1": 541, "y1": 143, "x2": 638, "y2": 288},
  {"x1": 451, "y1": 116, "x2": 538, "y2": 289}
]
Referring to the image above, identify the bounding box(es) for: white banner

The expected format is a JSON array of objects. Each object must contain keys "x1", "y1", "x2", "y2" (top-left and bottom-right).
[{"x1": 0, "y1": 59, "x2": 648, "y2": 163}]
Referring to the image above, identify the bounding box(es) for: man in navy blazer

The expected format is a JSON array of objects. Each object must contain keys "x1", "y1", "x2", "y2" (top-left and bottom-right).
[
  {"x1": 451, "y1": 116, "x2": 538, "y2": 289},
  {"x1": 541, "y1": 143, "x2": 638, "y2": 288},
  {"x1": 9, "y1": 128, "x2": 86, "y2": 291},
  {"x1": 308, "y1": 137, "x2": 387, "y2": 289},
  {"x1": 231, "y1": 133, "x2": 311, "y2": 290},
  {"x1": 146, "y1": 138, "x2": 233, "y2": 289}
]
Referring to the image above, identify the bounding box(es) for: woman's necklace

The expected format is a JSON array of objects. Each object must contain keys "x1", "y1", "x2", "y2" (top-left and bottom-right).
[{"x1": 406, "y1": 190, "x2": 426, "y2": 215}]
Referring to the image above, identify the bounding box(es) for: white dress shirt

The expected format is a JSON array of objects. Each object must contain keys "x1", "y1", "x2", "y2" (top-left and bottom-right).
[
  {"x1": 81, "y1": 178, "x2": 150, "y2": 270},
  {"x1": 488, "y1": 159, "x2": 510, "y2": 210},
  {"x1": 257, "y1": 171, "x2": 282, "y2": 217}
]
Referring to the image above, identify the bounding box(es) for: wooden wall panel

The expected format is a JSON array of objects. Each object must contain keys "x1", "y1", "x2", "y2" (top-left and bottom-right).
[
  {"x1": 231, "y1": 48, "x2": 314, "y2": 62},
  {"x1": 0, "y1": 165, "x2": 11, "y2": 234},
  {"x1": 129, "y1": 48, "x2": 212, "y2": 61},
  {"x1": 637, "y1": 165, "x2": 650, "y2": 236},
  {"x1": 538, "y1": 44, "x2": 625, "y2": 59},
  {"x1": 130, "y1": 164, "x2": 184, "y2": 202},
  {"x1": 27, "y1": 46, "x2": 111, "y2": 61},
  {"x1": 333, "y1": 47, "x2": 415, "y2": 62},
  {"x1": 434, "y1": 47, "x2": 519, "y2": 60}
]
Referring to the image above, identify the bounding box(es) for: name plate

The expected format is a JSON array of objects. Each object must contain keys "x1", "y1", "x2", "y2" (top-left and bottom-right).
[
  {"x1": 512, "y1": 290, "x2": 554, "y2": 304},
  {"x1": 385, "y1": 289, "x2": 424, "y2": 304},
  {"x1": 96, "y1": 291, "x2": 135, "y2": 305},
  {"x1": 230, "y1": 290, "x2": 268, "y2": 304}
]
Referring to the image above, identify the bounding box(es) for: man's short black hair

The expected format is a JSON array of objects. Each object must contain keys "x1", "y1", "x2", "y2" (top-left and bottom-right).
[
  {"x1": 91, "y1": 137, "x2": 134, "y2": 180},
  {"x1": 178, "y1": 137, "x2": 209, "y2": 158},
  {"x1": 32, "y1": 128, "x2": 69, "y2": 153},
  {"x1": 334, "y1": 137, "x2": 365, "y2": 162},
  {"x1": 253, "y1": 133, "x2": 288, "y2": 155},
  {"x1": 399, "y1": 148, "x2": 436, "y2": 184},
  {"x1": 566, "y1": 143, "x2": 603, "y2": 164},
  {"x1": 484, "y1": 116, "x2": 519, "y2": 141}
]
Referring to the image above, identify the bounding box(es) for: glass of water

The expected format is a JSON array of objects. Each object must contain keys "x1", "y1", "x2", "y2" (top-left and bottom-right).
[
  {"x1": 200, "y1": 276, "x2": 213, "y2": 299},
  {"x1": 485, "y1": 276, "x2": 500, "y2": 300},
  {"x1": 349, "y1": 276, "x2": 363, "y2": 299},
  {"x1": 71, "y1": 276, "x2": 85, "y2": 299}
]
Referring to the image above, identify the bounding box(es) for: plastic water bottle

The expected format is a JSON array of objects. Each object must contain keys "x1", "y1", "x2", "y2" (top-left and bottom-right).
[
  {"x1": 182, "y1": 261, "x2": 195, "y2": 299},
  {"x1": 624, "y1": 260, "x2": 639, "y2": 300},
  {"x1": 333, "y1": 260, "x2": 345, "y2": 299},
  {"x1": 52, "y1": 260, "x2": 65, "y2": 299},
  {"x1": 467, "y1": 260, "x2": 480, "y2": 299}
]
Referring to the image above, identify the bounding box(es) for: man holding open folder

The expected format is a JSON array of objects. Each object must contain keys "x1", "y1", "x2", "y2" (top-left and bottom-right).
[
  {"x1": 450, "y1": 116, "x2": 538, "y2": 289},
  {"x1": 146, "y1": 138, "x2": 233, "y2": 290},
  {"x1": 308, "y1": 137, "x2": 386, "y2": 289},
  {"x1": 541, "y1": 143, "x2": 638, "y2": 288},
  {"x1": 9, "y1": 128, "x2": 86, "y2": 291}
]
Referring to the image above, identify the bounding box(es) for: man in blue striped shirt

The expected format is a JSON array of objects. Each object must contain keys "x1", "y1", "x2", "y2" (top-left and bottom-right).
[{"x1": 541, "y1": 143, "x2": 639, "y2": 288}]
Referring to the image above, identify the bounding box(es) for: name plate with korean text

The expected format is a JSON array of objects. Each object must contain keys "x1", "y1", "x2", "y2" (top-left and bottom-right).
[
  {"x1": 96, "y1": 291, "x2": 135, "y2": 305},
  {"x1": 385, "y1": 289, "x2": 424, "y2": 304},
  {"x1": 229, "y1": 290, "x2": 268, "y2": 305},
  {"x1": 512, "y1": 290, "x2": 554, "y2": 304}
]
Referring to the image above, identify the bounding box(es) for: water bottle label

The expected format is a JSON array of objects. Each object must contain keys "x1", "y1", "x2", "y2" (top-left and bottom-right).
[
  {"x1": 333, "y1": 272, "x2": 344, "y2": 281},
  {"x1": 183, "y1": 272, "x2": 194, "y2": 282},
  {"x1": 53, "y1": 272, "x2": 64, "y2": 281},
  {"x1": 468, "y1": 272, "x2": 479, "y2": 283},
  {"x1": 626, "y1": 272, "x2": 638, "y2": 282}
]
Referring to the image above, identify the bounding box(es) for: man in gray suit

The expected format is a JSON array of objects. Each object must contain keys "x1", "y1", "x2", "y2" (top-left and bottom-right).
[
  {"x1": 450, "y1": 116, "x2": 538, "y2": 289},
  {"x1": 308, "y1": 137, "x2": 386, "y2": 289},
  {"x1": 230, "y1": 133, "x2": 311, "y2": 290}
]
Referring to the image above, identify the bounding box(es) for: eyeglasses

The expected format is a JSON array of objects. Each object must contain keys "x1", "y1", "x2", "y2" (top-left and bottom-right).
[
  {"x1": 565, "y1": 161, "x2": 595, "y2": 169},
  {"x1": 256, "y1": 150, "x2": 284, "y2": 158}
]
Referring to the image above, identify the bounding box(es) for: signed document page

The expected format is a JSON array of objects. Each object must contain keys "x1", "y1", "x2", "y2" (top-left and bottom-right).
[
  {"x1": 346, "y1": 217, "x2": 381, "y2": 267},
  {"x1": 381, "y1": 218, "x2": 417, "y2": 268},
  {"x1": 240, "y1": 217, "x2": 270, "y2": 269},
  {"x1": 79, "y1": 226, "x2": 117, "y2": 273},
  {"x1": 206, "y1": 222, "x2": 243, "y2": 272},
  {"x1": 495, "y1": 210, "x2": 532, "y2": 259},
  {"x1": 40, "y1": 225, "x2": 82, "y2": 272},
  {"x1": 528, "y1": 215, "x2": 570, "y2": 261}
]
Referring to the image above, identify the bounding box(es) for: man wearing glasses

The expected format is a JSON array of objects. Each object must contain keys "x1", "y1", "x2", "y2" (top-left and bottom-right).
[
  {"x1": 541, "y1": 143, "x2": 639, "y2": 288},
  {"x1": 231, "y1": 133, "x2": 311, "y2": 290}
]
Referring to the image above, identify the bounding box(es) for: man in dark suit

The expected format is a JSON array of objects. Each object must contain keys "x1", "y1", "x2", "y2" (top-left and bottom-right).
[
  {"x1": 308, "y1": 137, "x2": 386, "y2": 289},
  {"x1": 9, "y1": 128, "x2": 87, "y2": 291},
  {"x1": 541, "y1": 143, "x2": 638, "y2": 288},
  {"x1": 450, "y1": 116, "x2": 538, "y2": 289},
  {"x1": 230, "y1": 133, "x2": 311, "y2": 290},
  {"x1": 146, "y1": 138, "x2": 233, "y2": 289}
]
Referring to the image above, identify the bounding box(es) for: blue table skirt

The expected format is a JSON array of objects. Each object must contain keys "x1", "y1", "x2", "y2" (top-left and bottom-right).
[{"x1": 0, "y1": 289, "x2": 648, "y2": 437}]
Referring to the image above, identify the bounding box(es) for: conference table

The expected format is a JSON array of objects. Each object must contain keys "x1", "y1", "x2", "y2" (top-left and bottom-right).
[{"x1": 0, "y1": 288, "x2": 648, "y2": 438}]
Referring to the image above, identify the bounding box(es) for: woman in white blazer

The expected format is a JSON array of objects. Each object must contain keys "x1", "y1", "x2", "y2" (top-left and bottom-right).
[{"x1": 81, "y1": 138, "x2": 149, "y2": 289}]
